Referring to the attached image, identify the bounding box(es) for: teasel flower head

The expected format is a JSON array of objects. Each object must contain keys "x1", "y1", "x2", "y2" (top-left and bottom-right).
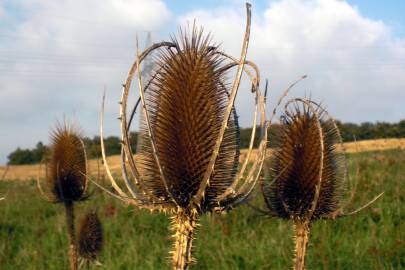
[
  {"x1": 43, "y1": 123, "x2": 88, "y2": 203},
  {"x1": 78, "y1": 210, "x2": 103, "y2": 265},
  {"x1": 37, "y1": 122, "x2": 89, "y2": 270},
  {"x1": 261, "y1": 98, "x2": 384, "y2": 270},
  {"x1": 96, "y1": 4, "x2": 268, "y2": 269},
  {"x1": 262, "y1": 99, "x2": 346, "y2": 221}
]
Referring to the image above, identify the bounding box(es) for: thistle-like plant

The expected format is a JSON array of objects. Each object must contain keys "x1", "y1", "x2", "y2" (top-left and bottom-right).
[
  {"x1": 96, "y1": 4, "x2": 268, "y2": 269},
  {"x1": 261, "y1": 98, "x2": 383, "y2": 270},
  {"x1": 78, "y1": 210, "x2": 103, "y2": 269},
  {"x1": 37, "y1": 123, "x2": 89, "y2": 270}
]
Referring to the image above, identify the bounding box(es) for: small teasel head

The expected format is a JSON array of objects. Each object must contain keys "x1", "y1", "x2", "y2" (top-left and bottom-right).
[
  {"x1": 262, "y1": 98, "x2": 347, "y2": 270},
  {"x1": 45, "y1": 122, "x2": 88, "y2": 203},
  {"x1": 262, "y1": 98, "x2": 346, "y2": 221},
  {"x1": 78, "y1": 210, "x2": 103, "y2": 263},
  {"x1": 262, "y1": 98, "x2": 383, "y2": 270}
]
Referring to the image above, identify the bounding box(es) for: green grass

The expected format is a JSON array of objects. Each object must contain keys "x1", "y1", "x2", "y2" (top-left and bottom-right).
[{"x1": 0, "y1": 149, "x2": 404, "y2": 269}]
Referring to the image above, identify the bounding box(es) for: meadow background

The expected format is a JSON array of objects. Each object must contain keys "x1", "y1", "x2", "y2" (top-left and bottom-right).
[
  {"x1": 0, "y1": 145, "x2": 403, "y2": 269},
  {"x1": 1, "y1": 1, "x2": 404, "y2": 269}
]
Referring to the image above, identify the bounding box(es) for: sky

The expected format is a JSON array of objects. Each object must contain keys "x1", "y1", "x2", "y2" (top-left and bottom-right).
[{"x1": 0, "y1": 0, "x2": 404, "y2": 164}]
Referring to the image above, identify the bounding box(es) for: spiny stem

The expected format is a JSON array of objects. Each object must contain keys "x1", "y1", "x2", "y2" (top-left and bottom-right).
[
  {"x1": 171, "y1": 208, "x2": 198, "y2": 270},
  {"x1": 65, "y1": 201, "x2": 78, "y2": 270},
  {"x1": 293, "y1": 220, "x2": 310, "y2": 270}
]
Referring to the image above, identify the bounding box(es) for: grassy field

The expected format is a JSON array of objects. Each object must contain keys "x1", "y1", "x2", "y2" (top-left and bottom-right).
[{"x1": 0, "y1": 149, "x2": 404, "y2": 269}]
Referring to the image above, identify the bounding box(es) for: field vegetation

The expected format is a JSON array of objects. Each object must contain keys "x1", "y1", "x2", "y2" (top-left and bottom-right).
[{"x1": 0, "y1": 149, "x2": 403, "y2": 269}]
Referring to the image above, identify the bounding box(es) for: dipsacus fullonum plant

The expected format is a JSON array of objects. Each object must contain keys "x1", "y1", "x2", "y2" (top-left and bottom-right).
[
  {"x1": 261, "y1": 99, "x2": 383, "y2": 270},
  {"x1": 37, "y1": 123, "x2": 89, "y2": 270},
  {"x1": 97, "y1": 3, "x2": 268, "y2": 269},
  {"x1": 78, "y1": 210, "x2": 103, "y2": 268}
]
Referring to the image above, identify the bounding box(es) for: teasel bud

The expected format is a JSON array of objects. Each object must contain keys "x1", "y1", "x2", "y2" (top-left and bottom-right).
[
  {"x1": 97, "y1": 4, "x2": 268, "y2": 269},
  {"x1": 78, "y1": 210, "x2": 103, "y2": 268},
  {"x1": 262, "y1": 98, "x2": 383, "y2": 270},
  {"x1": 37, "y1": 122, "x2": 89, "y2": 270}
]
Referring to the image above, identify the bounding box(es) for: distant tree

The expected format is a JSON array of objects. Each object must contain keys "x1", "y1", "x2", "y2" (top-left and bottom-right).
[
  {"x1": 32, "y1": 142, "x2": 48, "y2": 162},
  {"x1": 7, "y1": 148, "x2": 35, "y2": 165}
]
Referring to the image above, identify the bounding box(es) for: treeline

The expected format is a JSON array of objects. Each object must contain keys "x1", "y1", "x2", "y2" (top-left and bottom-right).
[
  {"x1": 7, "y1": 133, "x2": 139, "y2": 165},
  {"x1": 336, "y1": 120, "x2": 405, "y2": 142},
  {"x1": 7, "y1": 120, "x2": 405, "y2": 165}
]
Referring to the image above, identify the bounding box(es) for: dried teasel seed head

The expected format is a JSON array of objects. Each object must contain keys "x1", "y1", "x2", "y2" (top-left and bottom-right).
[
  {"x1": 136, "y1": 27, "x2": 240, "y2": 211},
  {"x1": 46, "y1": 123, "x2": 88, "y2": 203},
  {"x1": 262, "y1": 100, "x2": 346, "y2": 221},
  {"x1": 78, "y1": 210, "x2": 103, "y2": 262}
]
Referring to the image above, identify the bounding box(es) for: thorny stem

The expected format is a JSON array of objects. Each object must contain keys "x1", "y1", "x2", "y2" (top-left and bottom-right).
[
  {"x1": 171, "y1": 208, "x2": 198, "y2": 270},
  {"x1": 65, "y1": 201, "x2": 78, "y2": 270},
  {"x1": 293, "y1": 220, "x2": 310, "y2": 270}
]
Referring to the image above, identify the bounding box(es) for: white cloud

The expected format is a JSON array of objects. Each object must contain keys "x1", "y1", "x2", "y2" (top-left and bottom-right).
[
  {"x1": 179, "y1": 0, "x2": 405, "y2": 124},
  {"x1": 0, "y1": 0, "x2": 404, "y2": 164},
  {"x1": 0, "y1": 0, "x2": 171, "y2": 163}
]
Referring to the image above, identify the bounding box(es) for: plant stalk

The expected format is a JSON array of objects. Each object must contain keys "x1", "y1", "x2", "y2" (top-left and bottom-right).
[
  {"x1": 293, "y1": 220, "x2": 310, "y2": 270},
  {"x1": 171, "y1": 208, "x2": 198, "y2": 270},
  {"x1": 65, "y1": 201, "x2": 78, "y2": 270}
]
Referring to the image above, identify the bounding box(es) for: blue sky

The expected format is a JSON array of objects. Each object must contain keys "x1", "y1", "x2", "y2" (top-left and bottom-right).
[
  {"x1": 166, "y1": 0, "x2": 405, "y2": 36},
  {"x1": 0, "y1": 0, "x2": 404, "y2": 164},
  {"x1": 347, "y1": 0, "x2": 405, "y2": 36},
  {"x1": 3, "y1": 1, "x2": 404, "y2": 35}
]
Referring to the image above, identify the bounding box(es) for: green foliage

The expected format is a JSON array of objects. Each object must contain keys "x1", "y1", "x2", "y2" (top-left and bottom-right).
[
  {"x1": 0, "y1": 150, "x2": 403, "y2": 269},
  {"x1": 82, "y1": 132, "x2": 138, "y2": 159},
  {"x1": 336, "y1": 120, "x2": 405, "y2": 142},
  {"x1": 7, "y1": 142, "x2": 48, "y2": 165}
]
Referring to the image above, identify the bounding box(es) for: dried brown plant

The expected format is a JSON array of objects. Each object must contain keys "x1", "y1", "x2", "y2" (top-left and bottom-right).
[
  {"x1": 96, "y1": 3, "x2": 268, "y2": 269},
  {"x1": 261, "y1": 98, "x2": 383, "y2": 270},
  {"x1": 78, "y1": 210, "x2": 103, "y2": 269},
  {"x1": 37, "y1": 122, "x2": 89, "y2": 270}
]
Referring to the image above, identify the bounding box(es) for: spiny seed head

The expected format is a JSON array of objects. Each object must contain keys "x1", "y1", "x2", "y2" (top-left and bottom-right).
[
  {"x1": 262, "y1": 100, "x2": 346, "y2": 221},
  {"x1": 46, "y1": 123, "x2": 88, "y2": 203},
  {"x1": 78, "y1": 210, "x2": 103, "y2": 262},
  {"x1": 136, "y1": 27, "x2": 240, "y2": 212}
]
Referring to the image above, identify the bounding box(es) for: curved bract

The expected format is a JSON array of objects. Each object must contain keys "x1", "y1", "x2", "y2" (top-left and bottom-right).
[{"x1": 99, "y1": 3, "x2": 267, "y2": 269}]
